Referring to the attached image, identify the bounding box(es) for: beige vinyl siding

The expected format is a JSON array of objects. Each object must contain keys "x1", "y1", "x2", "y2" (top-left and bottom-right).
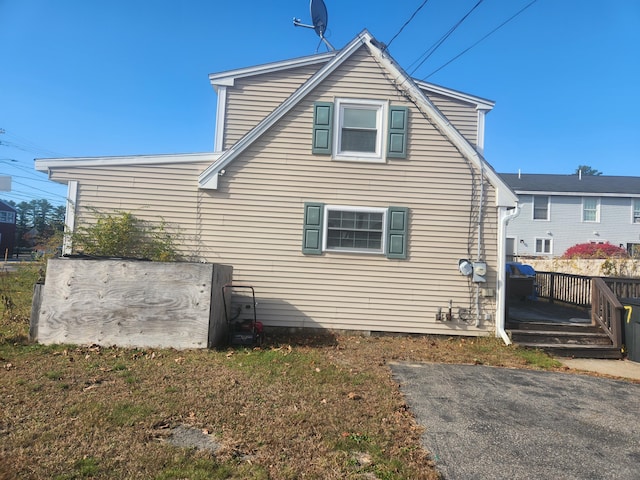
[
  {"x1": 423, "y1": 91, "x2": 479, "y2": 147},
  {"x1": 202, "y1": 46, "x2": 499, "y2": 335},
  {"x1": 223, "y1": 64, "x2": 324, "y2": 149},
  {"x1": 49, "y1": 162, "x2": 210, "y2": 259},
  {"x1": 50, "y1": 45, "x2": 499, "y2": 336}
]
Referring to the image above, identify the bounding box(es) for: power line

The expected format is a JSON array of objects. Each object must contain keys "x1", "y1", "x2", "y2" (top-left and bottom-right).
[
  {"x1": 11, "y1": 179, "x2": 67, "y2": 200},
  {"x1": 385, "y1": 0, "x2": 431, "y2": 51},
  {"x1": 421, "y1": 0, "x2": 539, "y2": 80},
  {"x1": 0, "y1": 128, "x2": 68, "y2": 158},
  {"x1": 408, "y1": 0, "x2": 485, "y2": 76}
]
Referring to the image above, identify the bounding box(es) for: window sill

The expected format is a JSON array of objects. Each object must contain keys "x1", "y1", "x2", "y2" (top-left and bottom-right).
[
  {"x1": 324, "y1": 248, "x2": 385, "y2": 255},
  {"x1": 332, "y1": 154, "x2": 386, "y2": 163}
]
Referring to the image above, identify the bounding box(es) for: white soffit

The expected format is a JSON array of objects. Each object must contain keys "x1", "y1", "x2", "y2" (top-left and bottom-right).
[{"x1": 35, "y1": 152, "x2": 221, "y2": 172}]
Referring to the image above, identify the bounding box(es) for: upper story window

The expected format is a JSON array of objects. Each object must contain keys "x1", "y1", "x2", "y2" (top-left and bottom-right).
[
  {"x1": 0, "y1": 211, "x2": 15, "y2": 223},
  {"x1": 337, "y1": 100, "x2": 384, "y2": 158},
  {"x1": 582, "y1": 197, "x2": 600, "y2": 222},
  {"x1": 312, "y1": 100, "x2": 408, "y2": 162},
  {"x1": 633, "y1": 199, "x2": 640, "y2": 224},
  {"x1": 533, "y1": 195, "x2": 549, "y2": 220}
]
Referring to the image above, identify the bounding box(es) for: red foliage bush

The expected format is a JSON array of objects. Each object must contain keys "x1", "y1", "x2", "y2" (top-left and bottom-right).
[{"x1": 562, "y1": 242, "x2": 629, "y2": 259}]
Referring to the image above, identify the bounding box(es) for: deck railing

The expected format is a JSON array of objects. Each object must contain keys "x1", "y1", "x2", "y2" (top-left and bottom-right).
[
  {"x1": 535, "y1": 271, "x2": 592, "y2": 308},
  {"x1": 603, "y1": 277, "x2": 640, "y2": 299},
  {"x1": 591, "y1": 277, "x2": 624, "y2": 349}
]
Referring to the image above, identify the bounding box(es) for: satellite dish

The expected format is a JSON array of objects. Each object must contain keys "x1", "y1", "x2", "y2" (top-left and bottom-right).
[
  {"x1": 293, "y1": 0, "x2": 335, "y2": 51},
  {"x1": 310, "y1": 0, "x2": 328, "y2": 37}
]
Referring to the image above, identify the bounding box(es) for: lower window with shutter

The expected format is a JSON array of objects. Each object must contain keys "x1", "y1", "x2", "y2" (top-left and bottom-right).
[{"x1": 302, "y1": 203, "x2": 408, "y2": 259}]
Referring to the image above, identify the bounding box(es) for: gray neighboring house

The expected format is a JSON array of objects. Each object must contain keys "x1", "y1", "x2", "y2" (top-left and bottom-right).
[{"x1": 500, "y1": 173, "x2": 640, "y2": 259}]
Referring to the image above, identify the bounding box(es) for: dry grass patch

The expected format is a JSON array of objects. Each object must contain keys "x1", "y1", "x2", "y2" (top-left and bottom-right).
[{"x1": 1, "y1": 264, "x2": 566, "y2": 479}]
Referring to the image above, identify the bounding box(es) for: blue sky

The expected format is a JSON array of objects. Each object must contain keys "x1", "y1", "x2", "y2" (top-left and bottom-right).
[{"x1": 1, "y1": 0, "x2": 638, "y2": 206}]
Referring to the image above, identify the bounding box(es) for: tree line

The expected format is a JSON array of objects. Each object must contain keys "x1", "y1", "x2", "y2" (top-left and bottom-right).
[{"x1": 2, "y1": 199, "x2": 65, "y2": 252}]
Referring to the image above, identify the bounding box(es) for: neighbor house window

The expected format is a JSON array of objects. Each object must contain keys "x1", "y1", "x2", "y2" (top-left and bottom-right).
[
  {"x1": 633, "y1": 200, "x2": 640, "y2": 223},
  {"x1": 312, "y1": 100, "x2": 408, "y2": 160},
  {"x1": 0, "y1": 211, "x2": 15, "y2": 223},
  {"x1": 535, "y1": 238, "x2": 552, "y2": 255},
  {"x1": 582, "y1": 197, "x2": 599, "y2": 222},
  {"x1": 533, "y1": 195, "x2": 549, "y2": 220},
  {"x1": 302, "y1": 203, "x2": 408, "y2": 259},
  {"x1": 628, "y1": 243, "x2": 640, "y2": 257}
]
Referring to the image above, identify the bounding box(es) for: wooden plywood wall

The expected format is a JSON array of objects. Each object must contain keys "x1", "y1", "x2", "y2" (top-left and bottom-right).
[{"x1": 32, "y1": 258, "x2": 232, "y2": 349}]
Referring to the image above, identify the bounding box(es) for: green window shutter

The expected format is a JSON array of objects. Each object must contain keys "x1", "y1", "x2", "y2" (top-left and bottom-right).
[
  {"x1": 387, "y1": 106, "x2": 408, "y2": 159},
  {"x1": 386, "y1": 206, "x2": 409, "y2": 259},
  {"x1": 302, "y1": 202, "x2": 324, "y2": 255},
  {"x1": 312, "y1": 102, "x2": 334, "y2": 155}
]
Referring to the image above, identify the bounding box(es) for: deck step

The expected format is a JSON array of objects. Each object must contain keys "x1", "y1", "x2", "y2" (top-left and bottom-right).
[
  {"x1": 513, "y1": 342, "x2": 623, "y2": 359},
  {"x1": 510, "y1": 330, "x2": 613, "y2": 346},
  {"x1": 507, "y1": 321, "x2": 601, "y2": 333}
]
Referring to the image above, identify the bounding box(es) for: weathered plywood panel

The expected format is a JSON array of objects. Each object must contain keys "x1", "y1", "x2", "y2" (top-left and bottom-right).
[{"x1": 35, "y1": 259, "x2": 232, "y2": 349}]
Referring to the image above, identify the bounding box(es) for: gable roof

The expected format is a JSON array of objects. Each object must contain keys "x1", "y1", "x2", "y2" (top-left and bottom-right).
[
  {"x1": 0, "y1": 200, "x2": 17, "y2": 212},
  {"x1": 500, "y1": 173, "x2": 640, "y2": 197},
  {"x1": 199, "y1": 29, "x2": 517, "y2": 207},
  {"x1": 208, "y1": 52, "x2": 337, "y2": 89},
  {"x1": 209, "y1": 52, "x2": 495, "y2": 111}
]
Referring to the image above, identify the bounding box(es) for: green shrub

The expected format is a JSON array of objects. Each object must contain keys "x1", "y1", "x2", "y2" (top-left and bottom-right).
[{"x1": 71, "y1": 211, "x2": 180, "y2": 261}]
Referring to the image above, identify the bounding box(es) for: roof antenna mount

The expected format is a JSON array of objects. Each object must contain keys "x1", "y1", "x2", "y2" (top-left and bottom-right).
[{"x1": 293, "y1": 0, "x2": 335, "y2": 51}]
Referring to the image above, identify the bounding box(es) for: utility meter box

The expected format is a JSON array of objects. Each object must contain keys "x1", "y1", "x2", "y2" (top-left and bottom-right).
[{"x1": 472, "y1": 261, "x2": 487, "y2": 283}]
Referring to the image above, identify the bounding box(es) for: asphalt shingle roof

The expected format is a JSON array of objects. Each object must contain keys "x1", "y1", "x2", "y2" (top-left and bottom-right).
[{"x1": 499, "y1": 173, "x2": 640, "y2": 195}]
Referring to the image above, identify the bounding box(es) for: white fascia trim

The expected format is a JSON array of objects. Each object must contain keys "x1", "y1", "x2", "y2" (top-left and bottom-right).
[
  {"x1": 36, "y1": 152, "x2": 221, "y2": 173},
  {"x1": 365, "y1": 37, "x2": 517, "y2": 208},
  {"x1": 209, "y1": 52, "x2": 337, "y2": 87},
  {"x1": 62, "y1": 180, "x2": 78, "y2": 255},
  {"x1": 476, "y1": 109, "x2": 487, "y2": 154},
  {"x1": 198, "y1": 32, "x2": 370, "y2": 190},
  {"x1": 514, "y1": 190, "x2": 640, "y2": 198},
  {"x1": 214, "y1": 86, "x2": 227, "y2": 152},
  {"x1": 413, "y1": 79, "x2": 495, "y2": 110}
]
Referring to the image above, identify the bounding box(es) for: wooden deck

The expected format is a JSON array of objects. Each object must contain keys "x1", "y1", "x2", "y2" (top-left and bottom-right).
[{"x1": 507, "y1": 299, "x2": 591, "y2": 325}]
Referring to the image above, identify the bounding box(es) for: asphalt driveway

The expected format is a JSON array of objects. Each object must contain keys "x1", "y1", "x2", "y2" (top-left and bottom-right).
[{"x1": 390, "y1": 363, "x2": 640, "y2": 480}]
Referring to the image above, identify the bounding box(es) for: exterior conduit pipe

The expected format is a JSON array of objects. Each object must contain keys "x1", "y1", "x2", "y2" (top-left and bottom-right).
[
  {"x1": 496, "y1": 204, "x2": 521, "y2": 345},
  {"x1": 475, "y1": 158, "x2": 486, "y2": 327}
]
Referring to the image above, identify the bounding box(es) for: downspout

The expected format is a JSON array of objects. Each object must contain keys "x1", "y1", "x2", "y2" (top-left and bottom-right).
[
  {"x1": 62, "y1": 180, "x2": 78, "y2": 256},
  {"x1": 496, "y1": 204, "x2": 521, "y2": 344},
  {"x1": 475, "y1": 160, "x2": 485, "y2": 327}
]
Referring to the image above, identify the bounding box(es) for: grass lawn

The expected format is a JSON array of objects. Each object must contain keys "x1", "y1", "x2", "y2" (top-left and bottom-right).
[{"x1": 1, "y1": 263, "x2": 566, "y2": 479}]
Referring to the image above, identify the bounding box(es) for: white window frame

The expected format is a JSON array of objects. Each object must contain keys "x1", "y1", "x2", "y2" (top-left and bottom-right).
[
  {"x1": 333, "y1": 98, "x2": 387, "y2": 162},
  {"x1": 0, "y1": 211, "x2": 15, "y2": 223},
  {"x1": 323, "y1": 205, "x2": 387, "y2": 255},
  {"x1": 534, "y1": 237, "x2": 552, "y2": 255},
  {"x1": 582, "y1": 197, "x2": 600, "y2": 223},
  {"x1": 532, "y1": 195, "x2": 549, "y2": 221},
  {"x1": 633, "y1": 199, "x2": 640, "y2": 224}
]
